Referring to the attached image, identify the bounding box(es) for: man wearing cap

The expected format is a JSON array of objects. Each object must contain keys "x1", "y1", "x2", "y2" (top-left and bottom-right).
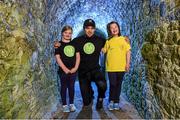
[{"x1": 54, "y1": 19, "x2": 107, "y2": 109}]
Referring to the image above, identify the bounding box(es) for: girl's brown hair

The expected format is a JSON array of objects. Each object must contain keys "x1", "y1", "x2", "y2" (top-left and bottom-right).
[
  {"x1": 107, "y1": 21, "x2": 121, "y2": 39},
  {"x1": 61, "y1": 25, "x2": 73, "y2": 40}
]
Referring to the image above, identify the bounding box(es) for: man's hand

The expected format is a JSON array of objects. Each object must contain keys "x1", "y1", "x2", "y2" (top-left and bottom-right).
[
  {"x1": 101, "y1": 48, "x2": 106, "y2": 53},
  {"x1": 125, "y1": 64, "x2": 130, "y2": 72},
  {"x1": 54, "y1": 40, "x2": 61, "y2": 48},
  {"x1": 70, "y1": 67, "x2": 77, "y2": 74},
  {"x1": 125, "y1": 36, "x2": 130, "y2": 44}
]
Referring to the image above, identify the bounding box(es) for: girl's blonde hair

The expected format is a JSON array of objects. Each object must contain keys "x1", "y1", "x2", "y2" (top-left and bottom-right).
[{"x1": 61, "y1": 25, "x2": 73, "y2": 41}]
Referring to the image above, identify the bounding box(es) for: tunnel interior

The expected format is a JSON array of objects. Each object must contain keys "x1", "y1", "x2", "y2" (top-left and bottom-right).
[{"x1": 0, "y1": 0, "x2": 180, "y2": 119}]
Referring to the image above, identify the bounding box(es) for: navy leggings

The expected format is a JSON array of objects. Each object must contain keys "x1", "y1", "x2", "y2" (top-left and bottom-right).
[
  {"x1": 59, "y1": 72, "x2": 76, "y2": 105},
  {"x1": 108, "y1": 72, "x2": 125, "y2": 103}
]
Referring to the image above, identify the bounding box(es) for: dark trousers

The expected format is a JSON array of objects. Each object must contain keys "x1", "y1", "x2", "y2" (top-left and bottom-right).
[
  {"x1": 108, "y1": 72, "x2": 125, "y2": 103},
  {"x1": 78, "y1": 69, "x2": 107, "y2": 106},
  {"x1": 59, "y1": 72, "x2": 76, "y2": 105}
]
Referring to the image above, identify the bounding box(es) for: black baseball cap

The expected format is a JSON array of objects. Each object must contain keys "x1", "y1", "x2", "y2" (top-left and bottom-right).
[{"x1": 83, "y1": 19, "x2": 96, "y2": 29}]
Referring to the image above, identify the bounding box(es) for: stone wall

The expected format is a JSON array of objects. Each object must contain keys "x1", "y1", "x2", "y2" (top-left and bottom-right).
[
  {"x1": 142, "y1": 21, "x2": 180, "y2": 118},
  {"x1": 0, "y1": 0, "x2": 58, "y2": 118},
  {"x1": 122, "y1": 0, "x2": 162, "y2": 118},
  {"x1": 123, "y1": 0, "x2": 180, "y2": 118}
]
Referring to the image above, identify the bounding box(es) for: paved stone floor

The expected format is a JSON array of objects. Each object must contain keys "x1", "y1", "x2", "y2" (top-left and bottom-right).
[{"x1": 51, "y1": 81, "x2": 141, "y2": 119}]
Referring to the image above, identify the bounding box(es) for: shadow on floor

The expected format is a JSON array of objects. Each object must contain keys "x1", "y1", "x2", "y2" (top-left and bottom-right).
[{"x1": 51, "y1": 81, "x2": 141, "y2": 119}]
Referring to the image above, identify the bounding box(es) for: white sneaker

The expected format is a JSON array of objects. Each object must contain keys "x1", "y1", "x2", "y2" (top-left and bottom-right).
[
  {"x1": 114, "y1": 103, "x2": 120, "y2": 110},
  {"x1": 62, "y1": 105, "x2": 70, "y2": 112},
  {"x1": 108, "y1": 101, "x2": 114, "y2": 110},
  {"x1": 69, "y1": 104, "x2": 76, "y2": 112}
]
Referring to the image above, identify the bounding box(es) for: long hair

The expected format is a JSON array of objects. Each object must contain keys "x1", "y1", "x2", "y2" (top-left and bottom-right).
[
  {"x1": 107, "y1": 21, "x2": 121, "y2": 40},
  {"x1": 61, "y1": 25, "x2": 73, "y2": 41}
]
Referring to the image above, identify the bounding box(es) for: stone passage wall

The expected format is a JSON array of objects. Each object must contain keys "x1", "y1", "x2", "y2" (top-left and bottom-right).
[
  {"x1": 0, "y1": 1, "x2": 58, "y2": 118},
  {"x1": 123, "y1": 0, "x2": 180, "y2": 119},
  {"x1": 142, "y1": 21, "x2": 180, "y2": 118}
]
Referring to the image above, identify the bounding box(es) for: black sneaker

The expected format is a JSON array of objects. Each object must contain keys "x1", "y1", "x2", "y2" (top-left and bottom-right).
[
  {"x1": 91, "y1": 95, "x2": 94, "y2": 100},
  {"x1": 96, "y1": 98, "x2": 103, "y2": 110}
]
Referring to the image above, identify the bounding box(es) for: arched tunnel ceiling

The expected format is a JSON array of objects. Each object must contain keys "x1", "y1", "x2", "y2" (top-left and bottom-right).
[{"x1": 45, "y1": 0, "x2": 145, "y2": 38}]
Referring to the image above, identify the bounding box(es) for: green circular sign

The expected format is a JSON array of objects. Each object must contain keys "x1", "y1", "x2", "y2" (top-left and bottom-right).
[
  {"x1": 83, "y1": 42, "x2": 95, "y2": 54},
  {"x1": 64, "y1": 45, "x2": 75, "y2": 57}
]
